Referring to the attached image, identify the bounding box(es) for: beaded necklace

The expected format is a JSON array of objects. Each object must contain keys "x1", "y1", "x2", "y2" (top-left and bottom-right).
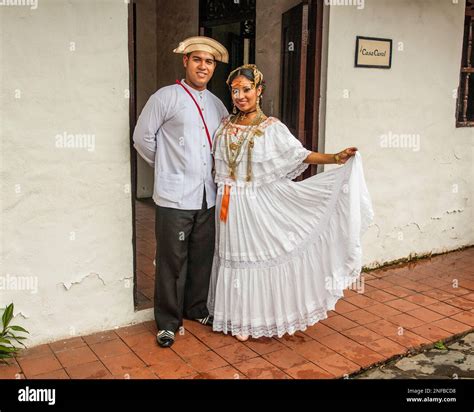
[{"x1": 223, "y1": 112, "x2": 264, "y2": 182}]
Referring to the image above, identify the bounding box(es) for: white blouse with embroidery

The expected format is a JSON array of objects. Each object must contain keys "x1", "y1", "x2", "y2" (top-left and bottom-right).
[{"x1": 213, "y1": 116, "x2": 312, "y2": 187}]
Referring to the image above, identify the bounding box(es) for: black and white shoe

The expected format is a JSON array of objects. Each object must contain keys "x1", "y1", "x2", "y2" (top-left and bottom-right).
[
  {"x1": 156, "y1": 330, "x2": 175, "y2": 348},
  {"x1": 194, "y1": 315, "x2": 213, "y2": 327}
]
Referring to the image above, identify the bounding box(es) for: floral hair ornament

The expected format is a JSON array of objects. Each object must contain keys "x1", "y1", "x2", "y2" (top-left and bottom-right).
[{"x1": 226, "y1": 64, "x2": 265, "y2": 94}]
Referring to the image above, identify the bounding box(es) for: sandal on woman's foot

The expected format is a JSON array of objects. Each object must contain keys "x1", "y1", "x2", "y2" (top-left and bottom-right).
[{"x1": 235, "y1": 334, "x2": 249, "y2": 342}]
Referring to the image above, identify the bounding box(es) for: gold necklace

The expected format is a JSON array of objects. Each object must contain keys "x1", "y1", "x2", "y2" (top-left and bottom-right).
[
  {"x1": 227, "y1": 112, "x2": 258, "y2": 152},
  {"x1": 224, "y1": 112, "x2": 264, "y2": 181}
]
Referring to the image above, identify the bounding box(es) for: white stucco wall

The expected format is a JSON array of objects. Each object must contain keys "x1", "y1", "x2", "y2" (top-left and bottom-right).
[
  {"x1": 322, "y1": 0, "x2": 473, "y2": 267},
  {"x1": 0, "y1": 0, "x2": 152, "y2": 346}
]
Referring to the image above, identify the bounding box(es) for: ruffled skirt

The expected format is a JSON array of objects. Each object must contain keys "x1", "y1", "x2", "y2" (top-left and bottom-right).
[{"x1": 207, "y1": 152, "x2": 374, "y2": 338}]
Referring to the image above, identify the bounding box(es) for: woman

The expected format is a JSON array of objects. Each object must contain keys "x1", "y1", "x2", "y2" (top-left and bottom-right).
[{"x1": 207, "y1": 64, "x2": 374, "y2": 341}]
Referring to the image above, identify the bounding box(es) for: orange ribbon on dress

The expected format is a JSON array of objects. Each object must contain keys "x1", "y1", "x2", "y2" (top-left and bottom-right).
[{"x1": 220, "y1": 185, "x2": 231, "y2": 222}]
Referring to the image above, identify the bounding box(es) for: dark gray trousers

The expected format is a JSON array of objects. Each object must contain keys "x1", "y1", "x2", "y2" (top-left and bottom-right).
[{"x1": 154, "y1": 188, "x2": 215, "y2": 332}]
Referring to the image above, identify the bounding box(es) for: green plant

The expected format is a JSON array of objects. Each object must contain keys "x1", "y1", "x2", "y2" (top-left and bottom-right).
[
  {"x1": 0, "y1": 303, "x2": 29, "y2": 361},
  {"x1": 434, "y1": 340, "x2": 447, "y2": 350}
]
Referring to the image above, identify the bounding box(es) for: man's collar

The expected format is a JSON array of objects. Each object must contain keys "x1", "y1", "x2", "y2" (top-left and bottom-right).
[{"x1": 180, "y1": 79, "x2": 207, "y2": 96}]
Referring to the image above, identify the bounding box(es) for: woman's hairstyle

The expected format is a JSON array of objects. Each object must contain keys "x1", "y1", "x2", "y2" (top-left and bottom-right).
[{"x1": 226, "y1": 64, "x2": 265, "y2": 95}]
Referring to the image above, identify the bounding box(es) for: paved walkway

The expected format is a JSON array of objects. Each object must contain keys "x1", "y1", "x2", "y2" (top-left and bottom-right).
[
  {"x1": 1, "y1": 247, "x2": 473, "y2": 379},
  {"x1": 357, "y1": 332, "x2": 473, "y2": 379}
]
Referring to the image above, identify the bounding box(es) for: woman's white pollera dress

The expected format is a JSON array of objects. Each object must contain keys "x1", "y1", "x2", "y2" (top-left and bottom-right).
[{"x1": 207, "y1": 116, "x2": 374, "y2": 338}]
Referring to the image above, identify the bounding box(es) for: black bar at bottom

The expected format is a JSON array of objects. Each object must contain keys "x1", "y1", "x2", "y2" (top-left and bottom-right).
[{"x1": 0, "y1": 379, "x2": 472, "y2": 410}]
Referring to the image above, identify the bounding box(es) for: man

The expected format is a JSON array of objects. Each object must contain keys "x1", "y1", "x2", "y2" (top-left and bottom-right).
[{"x1": 133, "y1": 36, "x2": 229, "y2": 348}]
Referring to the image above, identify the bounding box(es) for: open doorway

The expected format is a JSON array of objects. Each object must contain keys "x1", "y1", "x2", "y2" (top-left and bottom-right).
[
  {"x1": 128, "y1": 0, "x2": 257, "y2": 311},
  {"x1": 129, "y1": 0, "x2": 323, "y2": 311}
]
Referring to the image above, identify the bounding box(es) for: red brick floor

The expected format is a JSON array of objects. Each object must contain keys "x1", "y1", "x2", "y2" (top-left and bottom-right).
[{"x1": 2, "y1": 247, "x2": 473, "y2": 380}]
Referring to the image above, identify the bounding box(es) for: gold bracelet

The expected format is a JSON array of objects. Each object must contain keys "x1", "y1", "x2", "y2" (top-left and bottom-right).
[{"x1": 334, "y1": 153, "x2": 340, "y2": 164}]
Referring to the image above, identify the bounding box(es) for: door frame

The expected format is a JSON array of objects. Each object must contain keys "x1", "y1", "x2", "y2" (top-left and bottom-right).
[
  {"x1": 304, "y1": 0, "x2": 324, "y2": 178},
  {"x1": 125, "y1": 0, "x2": 325, "y2": 309},
  {"x1": 128, "y1": 0, "x2": 139, "y2": 309},
  {"x1": 279, "y1": 0, "x2": 324, "y2": 179},
  {"x1": 280, "y1": 1, "x2": 309, "y2": 146}
]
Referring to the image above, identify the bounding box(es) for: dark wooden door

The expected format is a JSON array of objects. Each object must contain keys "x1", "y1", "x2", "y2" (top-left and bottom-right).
[{"x1": 280, "y1": 2, "x2": 309, "y2": 144}]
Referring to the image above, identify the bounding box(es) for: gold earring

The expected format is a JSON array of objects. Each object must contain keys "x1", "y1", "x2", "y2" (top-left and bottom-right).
[{"x1": 232, "y1": 104, "x2": 237, "y2": 115}]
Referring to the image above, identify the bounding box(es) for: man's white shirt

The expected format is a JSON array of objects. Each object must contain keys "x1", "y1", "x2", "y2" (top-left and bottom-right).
[{"x1": 133, "y1": 80, "x2": 228, "y2": 210}]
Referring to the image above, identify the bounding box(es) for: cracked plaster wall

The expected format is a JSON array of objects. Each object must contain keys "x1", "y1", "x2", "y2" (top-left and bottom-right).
[{"x1": 1, "y1": 1, "x2": 151, "y2": 346}]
